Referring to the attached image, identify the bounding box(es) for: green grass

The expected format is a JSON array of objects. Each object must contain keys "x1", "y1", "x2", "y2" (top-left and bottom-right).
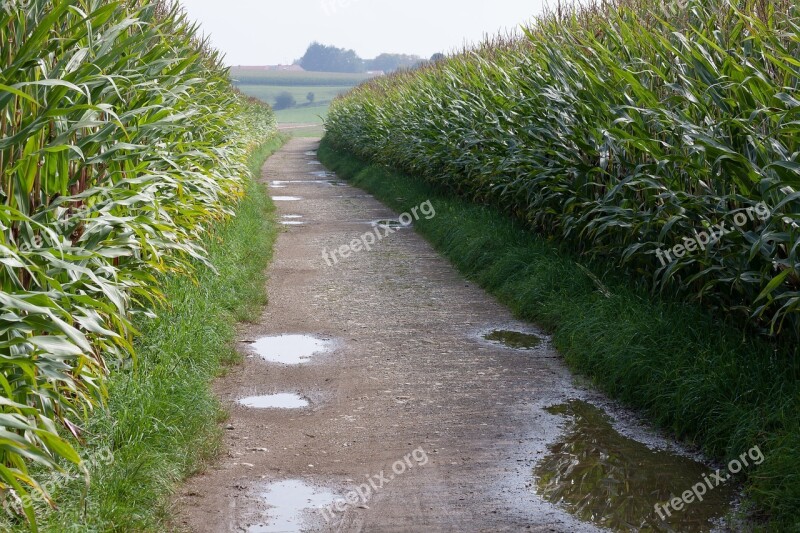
[
  {"x1": 229, "y1": 68, "x2": 374, "y2": 86},
  {"x1": 318, "y1": 138, "x2": 800, "y2": 530},
  {"x1": 273, "y1": 105, "x2": 328, "y2": 125},
  {"x1": 0, "y1": 135, "x2": 287, "y2": 532}
]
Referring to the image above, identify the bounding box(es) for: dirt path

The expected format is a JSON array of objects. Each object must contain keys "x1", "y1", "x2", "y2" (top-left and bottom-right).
[{"x1": 172, "y1": 139, "x2": 725, "y2": 532}]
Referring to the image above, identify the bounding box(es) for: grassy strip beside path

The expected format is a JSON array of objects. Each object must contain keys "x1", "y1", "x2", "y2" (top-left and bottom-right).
[
  {"x1": 4, "y1": 135, "x2": 287, "y2": 532},
  {"x1": 318, "y1": 138, "x2": 800, "y2": 530}
]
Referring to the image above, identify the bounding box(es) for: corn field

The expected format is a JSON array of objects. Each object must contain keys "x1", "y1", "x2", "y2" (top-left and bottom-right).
[
  {"x1": 0, "y1": 0, "x2": 275, "y2": 527},
  {"x1": 326, "y1": 0, "x2": 800, "y2": 345}
]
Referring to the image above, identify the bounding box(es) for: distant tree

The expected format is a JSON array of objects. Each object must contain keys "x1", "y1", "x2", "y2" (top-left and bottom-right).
[
  {"x1": 299, "y1": 42, "x2": 365, "y2": 73},
  {"x1": 274, "y1": 91, "x2": 296, "y2": 110},
  {"x1": 366, "y1": 53, "x2": 423, "y2": 73},
  {"x1": 430, "y1": 53, "x2": 446, "y2": 63},
  {"x1": 306, "y1": 92, "x2": 315, "y2": 104}
]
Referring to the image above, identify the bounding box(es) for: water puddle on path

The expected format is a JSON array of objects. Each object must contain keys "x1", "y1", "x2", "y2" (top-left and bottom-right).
[
  {"x1": 308, "y1": 160, "x2": 322, "y2": 165},
  {"x1": 248, "y1": 480, "x2": 335, "y2": 533},
  {"x1": 310, "y1": 170, "x2": 336, "y2": 179},
  {"x1": 238, "y1": 394, "x2": 309, "y2": 409},
  {"x1": 484, "y1": 330, "x2": 542, "y2": 349},
  {"x1": 371, "y1": 219, "x2": 408, "y2": 229},
  {"x1": 304, "y1": 151, "x2": 317, "y2": 156},
  {"x1": 535, "y1": 400, "x2": 735, "y2": 532},
  {"x1": 272, "y1": 196, "x2": 302, "y2": 202},
  {"x1": 275, "y1": 180, "x2": 330, "y2": 185},
  {"x1": 281, "y1": 215, "x2": 304, "y2": 226},
  {"x1": 245, "y1": 335, "x2": 332, "y2": 364}
]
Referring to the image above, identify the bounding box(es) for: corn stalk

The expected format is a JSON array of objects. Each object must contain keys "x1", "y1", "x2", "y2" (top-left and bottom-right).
[{"x1": 0, "y1": 0, "x2": 276, "y2": 528}]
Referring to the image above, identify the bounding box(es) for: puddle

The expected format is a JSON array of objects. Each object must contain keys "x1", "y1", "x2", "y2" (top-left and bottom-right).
[
  {"x1": 245, "y1": 335, "x2": 332, "y2": 364},
  {"x1": 327, "y1": 181, "x2": 347, "y2": 187},
  {"x1": 371, "y1": 219, "x2": 409, "y2": 229},
  {"x1": 308, "y1": 160, "x2": 322, "y2": 165},
  {"x1": 281, "y1": 221, "x2": 305, "y2": 226},
  {"x1": 535, "y1": 400, "x2": 735, "y2": 532},
  {"x1": 282, "y1": 215, "x2": 303, "y2": 219},
  {"x1": 272, "y1": 196, "x2": 302, "y2": 202},
  {"x1": 310, "y1": 171, "x2": 336, "y2": 179},
  {"x1": 238, "y1": 394, "x2": 309, "y2": 409},
  {"x1": 304, "y1": 151, "x2": 317, "y2": 156},
  {"x1": 248, "y1": 480, "x2": 336, "y2": 533},
  {"x1": 483, "y1": 330, "x2": 542, "y2": 350},
  {"x1": 275, "y1": 180, "x2": 328, "y2": 185}
]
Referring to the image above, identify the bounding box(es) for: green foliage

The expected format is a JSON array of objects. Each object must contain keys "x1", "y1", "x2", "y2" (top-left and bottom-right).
[
  {"x1": 325, "y1": 0, "x2": 800, "y2": 345},
  {"x1": 366, "y1": 53, "x2": 423, "y2": 73},
  {"x1": 0, "y1": 0, "x2": 276, "y2": 529}
]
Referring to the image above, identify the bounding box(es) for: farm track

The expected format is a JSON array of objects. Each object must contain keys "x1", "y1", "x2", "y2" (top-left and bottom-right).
[{"x1": 172, "y1": 138, "x2": 706, "y2": 532}]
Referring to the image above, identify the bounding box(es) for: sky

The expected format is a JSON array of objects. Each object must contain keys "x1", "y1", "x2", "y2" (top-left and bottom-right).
[{"x1": 178, "y1": 0, "x2": 549, "y2": 66}]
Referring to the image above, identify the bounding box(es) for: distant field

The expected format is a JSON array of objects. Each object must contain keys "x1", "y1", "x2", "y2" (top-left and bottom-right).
[
  {"x1": 236, "y1": 84, "x2": 335, "y2": 127},
  {"x1": 273, "y1": 104, "x2": 329, "y2": 123},
  {"x1": 231, "y1": 70, "x2": 372, "y2": 131},
  {"x1": 236, "y1": 84, "x2": 350, "y2": 109}
]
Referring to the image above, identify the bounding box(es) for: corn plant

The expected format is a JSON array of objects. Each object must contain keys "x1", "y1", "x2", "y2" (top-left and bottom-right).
[
  {"x1": 0, "y1": 0, "x2": 275, "y2": 528},
  {"x1": 326, "y1": 0, "x2": 800, "y2": 344}
]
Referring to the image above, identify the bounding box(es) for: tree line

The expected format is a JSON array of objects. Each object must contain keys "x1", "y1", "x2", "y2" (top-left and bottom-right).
[{"x1": 297, "y1": 42, "x2": 443, "y2": 73}]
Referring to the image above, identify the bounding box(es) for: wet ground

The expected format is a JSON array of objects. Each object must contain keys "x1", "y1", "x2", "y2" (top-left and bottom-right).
[{"x1": 172, "y1": 139, "x2": 737, "y2": 532}]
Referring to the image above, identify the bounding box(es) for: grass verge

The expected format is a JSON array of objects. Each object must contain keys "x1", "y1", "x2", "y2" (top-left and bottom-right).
[
  {"x1": 4, "y1": 134, "x2": 288, "y2": 532},
  {"x1": 318, "y1": 138, "x2": 800, "y2": 530}
]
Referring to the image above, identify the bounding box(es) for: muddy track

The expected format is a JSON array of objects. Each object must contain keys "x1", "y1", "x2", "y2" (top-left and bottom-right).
[{"x1": 172, "y1": 138, "x2": 733, "y2": 533}]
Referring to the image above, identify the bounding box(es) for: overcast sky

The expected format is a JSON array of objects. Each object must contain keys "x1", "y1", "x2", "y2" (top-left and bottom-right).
[{"x1": 178, "y1": 0, "x2": 549, "y2": 66}]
